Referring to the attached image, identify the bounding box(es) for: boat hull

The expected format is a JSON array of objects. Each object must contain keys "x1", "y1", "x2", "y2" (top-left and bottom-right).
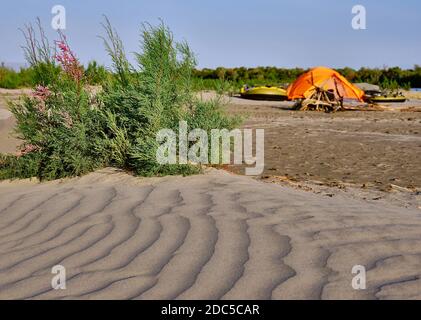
[
  {"x1": 367, "y1": 97, "x2": 407, "y2": 103},
  {"x1": 240, "y1": 86, "x2": 288, "y2": 101}
]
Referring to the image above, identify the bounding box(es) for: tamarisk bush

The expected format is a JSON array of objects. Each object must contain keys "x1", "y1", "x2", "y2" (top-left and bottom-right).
[{"x1": 0, "y1": 18, "x2": 239, "y2": 180}]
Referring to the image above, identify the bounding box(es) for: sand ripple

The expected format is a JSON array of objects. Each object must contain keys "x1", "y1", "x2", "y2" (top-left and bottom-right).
[{"x1": 0, "y1": 168, "x2": 420, "y2": 299}]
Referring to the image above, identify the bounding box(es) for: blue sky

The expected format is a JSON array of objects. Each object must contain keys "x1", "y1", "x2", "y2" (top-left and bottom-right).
[{"x1": 0, "y1": 0, "x2": 420, "y2": 69}]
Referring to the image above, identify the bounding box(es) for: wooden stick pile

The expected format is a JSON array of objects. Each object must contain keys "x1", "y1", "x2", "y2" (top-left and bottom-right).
[{"x1": 294, "y1": 87, "x2": 343, "y2": 112}]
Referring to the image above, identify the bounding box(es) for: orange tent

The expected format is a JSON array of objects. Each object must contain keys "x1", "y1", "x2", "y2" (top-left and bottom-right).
[{"x1": 287, "y1": 66, "x2": 365, "y2": 102}]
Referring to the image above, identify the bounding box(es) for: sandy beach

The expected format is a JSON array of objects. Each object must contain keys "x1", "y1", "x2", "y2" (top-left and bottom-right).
[
  {"x1": 223, "y1": 94, "x2": 421, "y2": 203},
  {"x1": 1, "y1": 168, "x2": 421, "y2": 300},
  {"x1": 0, "y1": 89, "x2": 24, "y2": 154},
  {"x1": 1, "y1": 90, "x2": 421, "y2": 299}
]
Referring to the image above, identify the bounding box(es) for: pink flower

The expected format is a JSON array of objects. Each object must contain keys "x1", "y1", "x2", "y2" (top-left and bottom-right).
[
  {"x1": 32, "y1": 85, "x2": 51, "y2": 113},
  {"x1": 16, "y1": 144, "x2": 39, "y2": 157},
  {"x1": 57, "y1": 41, "x2": 69, "y2": 52},
  {"x1": 32, "y1": 85, "x2": 51, "y2": 101},
  {"x1": 55, "y1": 39, "x2": 83, "y2": 83}
]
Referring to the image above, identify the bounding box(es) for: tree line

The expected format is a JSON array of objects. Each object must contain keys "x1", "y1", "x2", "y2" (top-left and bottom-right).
[
  {"x1": 193, "y1": 66, "x2": 421, "y2": 89},
  {"x1": 2, "y1": 62, "x2": 421, "y2": 90}
]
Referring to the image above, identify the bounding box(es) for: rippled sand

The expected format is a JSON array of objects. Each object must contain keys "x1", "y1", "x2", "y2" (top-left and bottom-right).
[{"x1": 1, "y1": 168, "x2": 421, "y2": 300}]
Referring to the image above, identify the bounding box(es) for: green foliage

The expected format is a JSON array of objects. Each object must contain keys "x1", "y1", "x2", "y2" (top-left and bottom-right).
[
  {"x1": 0, "y1": 18, "x2": 109, "y2": 89},
  {"x1": 0, "y1": 19, "x2": 239, "y2": 181},
  {"x1": 99, "y1": 20, "x2": 239, "y2": 177},
  {"x1": 380, "y1": 78, "x2": 400, "y2": 91},
  {"x1": 192, "y1": 67, "x2": 304, "y2": 91},
  {"x1": 85, "y1": 61, "x2": 110, "y2": 85},
  {"x1": 4, "y1": 63, "x2": 421, "y2": 91},
  {"x1": 1, "y1": 85, "x2": 109, "y2": 180},
  {"x1": 0, "y1": 153, "x2": 41, "y2": 180},
  {"x1": 187, "y1": 98, "x2": 241, "y2": 131},
  {"x1": 0, "y1": 65, "x2": 36, "y2": 88},
  {"x1": 30, "y1": 62, "x2": 61, "y2": 87},
  {"x1": 0, "y1": 67, "x2": 21, "y2": 88},
  {"x1": 101, "y1": 16, "x2": 132, "y2": 87},
  {"x1": 192, "y1": 66, "x2": 421, "y2": 91}
]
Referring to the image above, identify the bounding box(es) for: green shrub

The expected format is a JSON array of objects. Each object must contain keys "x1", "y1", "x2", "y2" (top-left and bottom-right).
[
  {"x1": 0, "y1": 19, "x2": 240, "y2": 181},
  {"x1": 0, "y1": 66, "x2": 37, "y2": 88},
  {"x1": 0, "y1": 68, "x2": 20, "y2": 88},
  {"x1": 85, "y1": 61, "x2": 111, "y2": 85},
  {"x1": 1, "y1": 80, "x2": 110, "y2": 180},
  {"x1": 99, "y1": 19, "x2": 240, "y2": 176}
]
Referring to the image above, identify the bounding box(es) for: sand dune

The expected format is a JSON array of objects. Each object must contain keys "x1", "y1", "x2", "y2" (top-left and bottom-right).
[{"x1": 0, "y1": 168, "x2": 420, "y2": 300}]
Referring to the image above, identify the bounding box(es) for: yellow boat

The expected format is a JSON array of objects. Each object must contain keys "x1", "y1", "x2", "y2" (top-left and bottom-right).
[
  {"x1": 240, "y1": 85, "x2": 288, "y2": 101},
  {"x1": 367, "y1": 95, "x2": 407, "y2": 103},
  {"x1": 364, "y1": 90, "x2": 407, "y2": 103}
]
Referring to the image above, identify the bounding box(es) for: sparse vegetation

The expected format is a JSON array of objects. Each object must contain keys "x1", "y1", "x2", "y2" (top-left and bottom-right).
[{"x1": 0, "y1": 18, "x2": 239, "y2": 181}]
